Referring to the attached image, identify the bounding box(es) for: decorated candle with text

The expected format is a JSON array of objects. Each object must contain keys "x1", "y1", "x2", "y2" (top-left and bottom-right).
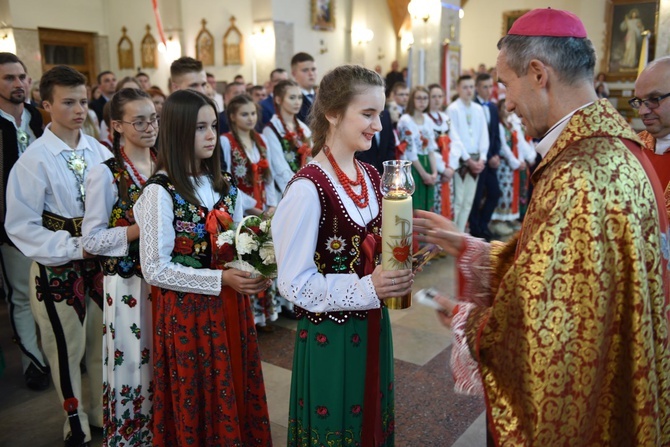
[{"x1": 380, "y1": 160, "x2": 415, "y2": 309}]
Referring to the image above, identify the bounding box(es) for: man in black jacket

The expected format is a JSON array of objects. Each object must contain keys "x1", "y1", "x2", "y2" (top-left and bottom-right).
[{"x1": 0, "y1": 52, "x2": 48, "y2": 390}]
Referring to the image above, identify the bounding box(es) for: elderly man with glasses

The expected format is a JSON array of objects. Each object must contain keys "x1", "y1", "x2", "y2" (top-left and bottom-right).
[{"x1": 632, "y1": 55, "x2": 670, "y2": 218}]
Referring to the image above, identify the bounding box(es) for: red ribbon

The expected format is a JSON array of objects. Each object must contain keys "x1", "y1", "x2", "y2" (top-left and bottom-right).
[
  {"x1": 205, "y1": 209, "x2": 234, "y2": 266},
  {"x1": 251, "y1": 163, "x2": 264, "y2": 209},
  {"x1": 151, "y1": 0, "x2": 167, "y2": 46},
  {"x1": 361, "y1": 233, "x2": 381, "y2": 276}
]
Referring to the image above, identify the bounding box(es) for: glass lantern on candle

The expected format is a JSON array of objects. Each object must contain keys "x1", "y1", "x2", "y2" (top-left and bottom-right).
[{"x1": 380, "y1": 160, "x2": 415, "y2": 309}]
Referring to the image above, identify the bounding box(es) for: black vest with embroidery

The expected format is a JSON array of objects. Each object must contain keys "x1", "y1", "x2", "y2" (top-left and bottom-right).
[
  {"x1": 144, "y1": 173, "x2": 237, "y2": 270},
  {"x1": 100, "y1": 158, "x2": 143, "y2": 278},
  {"x1": 288, "y1": 162, "x2": 382, "y2": 324}
]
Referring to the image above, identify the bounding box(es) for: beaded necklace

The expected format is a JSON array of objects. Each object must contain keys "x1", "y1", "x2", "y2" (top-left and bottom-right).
[
  {"x1": 324, "y1": 145, "x2": 369, "y2": 208},
  {"x1": 120, "y1": 147, "x2": 156, "y2": 186},
  {"x1": 427, "y1": 111, "x2": 443, "y2": 127}
]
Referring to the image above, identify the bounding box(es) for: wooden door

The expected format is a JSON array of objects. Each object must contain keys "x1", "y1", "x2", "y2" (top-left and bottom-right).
[{"x1": 38, "y1": 28, "x2": 96, "y2": 84}]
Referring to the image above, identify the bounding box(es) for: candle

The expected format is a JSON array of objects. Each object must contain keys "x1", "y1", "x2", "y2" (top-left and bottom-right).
[{"x1": 380, "y1": 160, "x2": 415, "y2": 309}]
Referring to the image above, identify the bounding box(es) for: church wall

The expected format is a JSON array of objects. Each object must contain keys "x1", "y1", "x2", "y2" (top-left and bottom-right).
[
  {"x1": 460, "y1": 0, "x2": 670, "y2": 74},
  {"x1": 350, "y1": 0, "x2": 398, "y2": 73},
  {"x1": 271, "y1": 0, "x2": 353, "y2": 78}
]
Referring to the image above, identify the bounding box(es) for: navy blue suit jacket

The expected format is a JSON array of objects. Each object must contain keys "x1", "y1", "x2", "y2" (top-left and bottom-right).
[
  {"x1": 260, "y1": 95, "x2": 275, "y2": 126},
  {"x1": 475, "y1": 97, "x2": 501, "y2": 160},
  {"x1": 297, "y1": 93, "x2": 313, "y2": 125}
]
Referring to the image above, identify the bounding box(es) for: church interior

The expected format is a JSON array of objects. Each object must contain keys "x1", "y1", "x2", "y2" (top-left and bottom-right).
[{"x1": 0, "y1": 0, "x2": 669, "y2": 445}]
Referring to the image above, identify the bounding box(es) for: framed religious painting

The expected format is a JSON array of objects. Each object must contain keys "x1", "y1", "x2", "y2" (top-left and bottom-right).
[
  {"x1": 603, "y1": 0, "x2": 659, "y2": 81},
  {"x1": 196, "y1": 19, "x2": 215, "y2": 66},
  {"x1": 117, "y1": 27, "x2": 134, "y2": 70},
  {"x1": 311, "y1": 0, "x2": 336, "y2": 31},
  {"x1": 501, "y1": 10, "x2": 529, "y2": 36}
]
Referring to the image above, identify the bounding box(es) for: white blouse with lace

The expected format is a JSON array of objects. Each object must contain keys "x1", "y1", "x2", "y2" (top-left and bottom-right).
[
  {"x1": 82, "y1": 161, "x2": 148, "y2": 257},
  {"x1": 133, "y1": 174, "x2": 244, "y2": 296},
  {"x1": 271, "y1": 161, "x2": 381, "y2": 313}
]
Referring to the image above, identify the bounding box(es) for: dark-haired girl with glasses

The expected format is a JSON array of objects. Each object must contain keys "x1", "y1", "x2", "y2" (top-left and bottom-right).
[{"x1": 82, "y1": 88, "x2": 158, "y2": 446}]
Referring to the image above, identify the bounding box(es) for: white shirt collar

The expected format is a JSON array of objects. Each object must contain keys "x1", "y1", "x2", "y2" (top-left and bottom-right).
[
  {"x1": 655, "y1": 134, "x2": 670, "y2": 154},
  {"x1": 301, "y1": 88, "x2": 315, "y2": 97},
  {"x1": 535, "y1": 102, "x2": 593, "y2": 158},
  {"x1": 42, "y1": 124, "x2": 93, "y2": 155},
  {"x1": 0, "y1": 107, "x2": 30, "y2": 130}
]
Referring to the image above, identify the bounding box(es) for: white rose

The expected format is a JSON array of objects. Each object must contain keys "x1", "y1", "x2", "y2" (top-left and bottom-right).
[
  {"x1": 259, "y1": 220, "x2": 270, "y2": 233},
  {"x1": 259, "y1": 242, "x2": 275, "y2": 265},
  {"x1": 237, "y1": 232, "x2": 259, "y2": 255}
]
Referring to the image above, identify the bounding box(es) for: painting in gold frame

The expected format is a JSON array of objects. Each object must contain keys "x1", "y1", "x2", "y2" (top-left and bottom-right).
[
  {"x1": 312, "y1": 0, "x2": 335, "y2": 31},
  {"x1": 501, "y1": 10, "x2": 529, "y2": 36},
  {"x1": 603, "y1": 0, "x2": 659, "y2": 81}
]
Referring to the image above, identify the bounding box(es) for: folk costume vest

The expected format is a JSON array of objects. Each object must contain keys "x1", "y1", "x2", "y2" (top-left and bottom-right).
[{"x1": 287, "y1": 162, "x2": 382, "y2": 325}]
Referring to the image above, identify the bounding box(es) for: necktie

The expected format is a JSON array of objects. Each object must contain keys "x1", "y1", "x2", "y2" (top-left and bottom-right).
[{"x1": 306, "y1": 93, "x2": 314, "y2": 103}]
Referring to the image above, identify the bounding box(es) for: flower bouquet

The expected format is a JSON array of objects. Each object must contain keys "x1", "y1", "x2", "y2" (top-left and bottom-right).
[{"x1": 226, "y1": 215, "x2": 277, "y2": 278}]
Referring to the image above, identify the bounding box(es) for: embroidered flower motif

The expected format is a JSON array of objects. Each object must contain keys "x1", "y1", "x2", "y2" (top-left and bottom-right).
[
  {"x1": 350, "y1": 404, "x2": 362, "y2": 417},
  {"x1": 351, "y1": 333, "x2": 361, "y2": 347},
  {"x1": 284, "y1": 151, "x2": 297, "y2": 163},
  {"x1": 315, "y1": 405, "x2": 329, "y2": 418},
  {"x1": 174, "y1": 236, "x2": 194, "y2": 255},
  {"x1": 114, "y1": 349, "x2": 124, "y2": 366},
  {"x1": 140, "y1": 348, "x2": 150, "y2": 365},
  {"x1": 325, "y1": 236, "x2": 347, "y2": 254},
  {"x1": 299, "y1": 329, "x2": 308, "y2": 341},
  {"x1": 234, "y1": 164, "x2": 248, "y2": 178},
  {"x1": 315, "y1": 333, "x2": 328, "y2": 346},
  {"x1": 130, "y1": 323, "x2": 141, "y2": 339}
]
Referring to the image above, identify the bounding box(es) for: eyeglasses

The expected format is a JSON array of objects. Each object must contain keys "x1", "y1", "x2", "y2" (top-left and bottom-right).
[
  {"x1": 121, "y1": 118, "x2": 159, "y2": 132},
  {"x1": 628, "y1": 92, "x2": 670, "y2": 110}
]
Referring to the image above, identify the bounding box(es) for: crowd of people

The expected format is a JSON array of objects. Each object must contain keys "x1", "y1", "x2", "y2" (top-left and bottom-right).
[{"x1": 0, "y1": 6, "x2": 668, "y2": 447}]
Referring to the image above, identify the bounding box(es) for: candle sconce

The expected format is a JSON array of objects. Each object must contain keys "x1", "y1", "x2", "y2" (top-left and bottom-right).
[{"x1": 319, "y1": 39, "x2": 328, "y2": 54}]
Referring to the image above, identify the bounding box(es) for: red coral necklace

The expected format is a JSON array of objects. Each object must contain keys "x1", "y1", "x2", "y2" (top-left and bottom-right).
[
  {"x1": 120, "y1": 147, "x2": 156, "y2": 186},
  {"x1": 324, "y1": 145, "x2": 369, "y2": 208}
]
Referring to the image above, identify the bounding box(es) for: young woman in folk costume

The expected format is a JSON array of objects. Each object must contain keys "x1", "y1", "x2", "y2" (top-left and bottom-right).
[
  {"x1": 82, "y1": 88, "x2": 157, "y2": 446},
  {"x1": 134, "y1": 90, "x2": 272, "y2": 446},
  {"x1": 272, "y1": 65, "x2": 414, "y2": 447},
  {"x1": 397, "y1": 86, "x2": 439, "y2": 211},
  {"x1": 427, "y1": 84, "x2": 460, "y2": 219},
  {"x1": 221, "y1": 94, "x2": 281, "y2": 330},
  {"x1": 263, "y1": 79, "x2": 313, "y2": 195},
  {"x1": 489, "y1": 99, "x2": 535, "y2": 236}
]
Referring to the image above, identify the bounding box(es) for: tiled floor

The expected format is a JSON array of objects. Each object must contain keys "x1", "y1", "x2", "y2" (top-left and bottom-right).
[{"x1": 0, "y1": 256, "x2": 486, "y2": 446}]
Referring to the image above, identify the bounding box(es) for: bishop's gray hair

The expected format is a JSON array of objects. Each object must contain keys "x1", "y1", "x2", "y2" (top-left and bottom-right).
[{"x1": 497, "y1": 35, "x2": 596, "y2": 86}]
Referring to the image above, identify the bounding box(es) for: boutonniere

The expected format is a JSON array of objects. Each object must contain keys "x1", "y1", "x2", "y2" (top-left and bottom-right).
[{"x1": 64, "y1": 151, "x2": 87, "y2": 205}]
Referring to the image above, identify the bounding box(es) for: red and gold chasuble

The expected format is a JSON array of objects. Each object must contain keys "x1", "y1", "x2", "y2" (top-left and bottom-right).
[
  {"x1": 457, "y1": 99, "x2": 670, "y2": 446},
  {"x1": 639, "y1": 130, "x2": 670, "y2": 220}
]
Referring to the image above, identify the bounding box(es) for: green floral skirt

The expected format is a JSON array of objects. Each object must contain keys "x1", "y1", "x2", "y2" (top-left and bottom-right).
[
  {"x1": 288, "y1": 308, "x2": 395, "y2": 446},
  {"x1": 412, "y1": 153, "x2": 435, "y2": 212}
]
